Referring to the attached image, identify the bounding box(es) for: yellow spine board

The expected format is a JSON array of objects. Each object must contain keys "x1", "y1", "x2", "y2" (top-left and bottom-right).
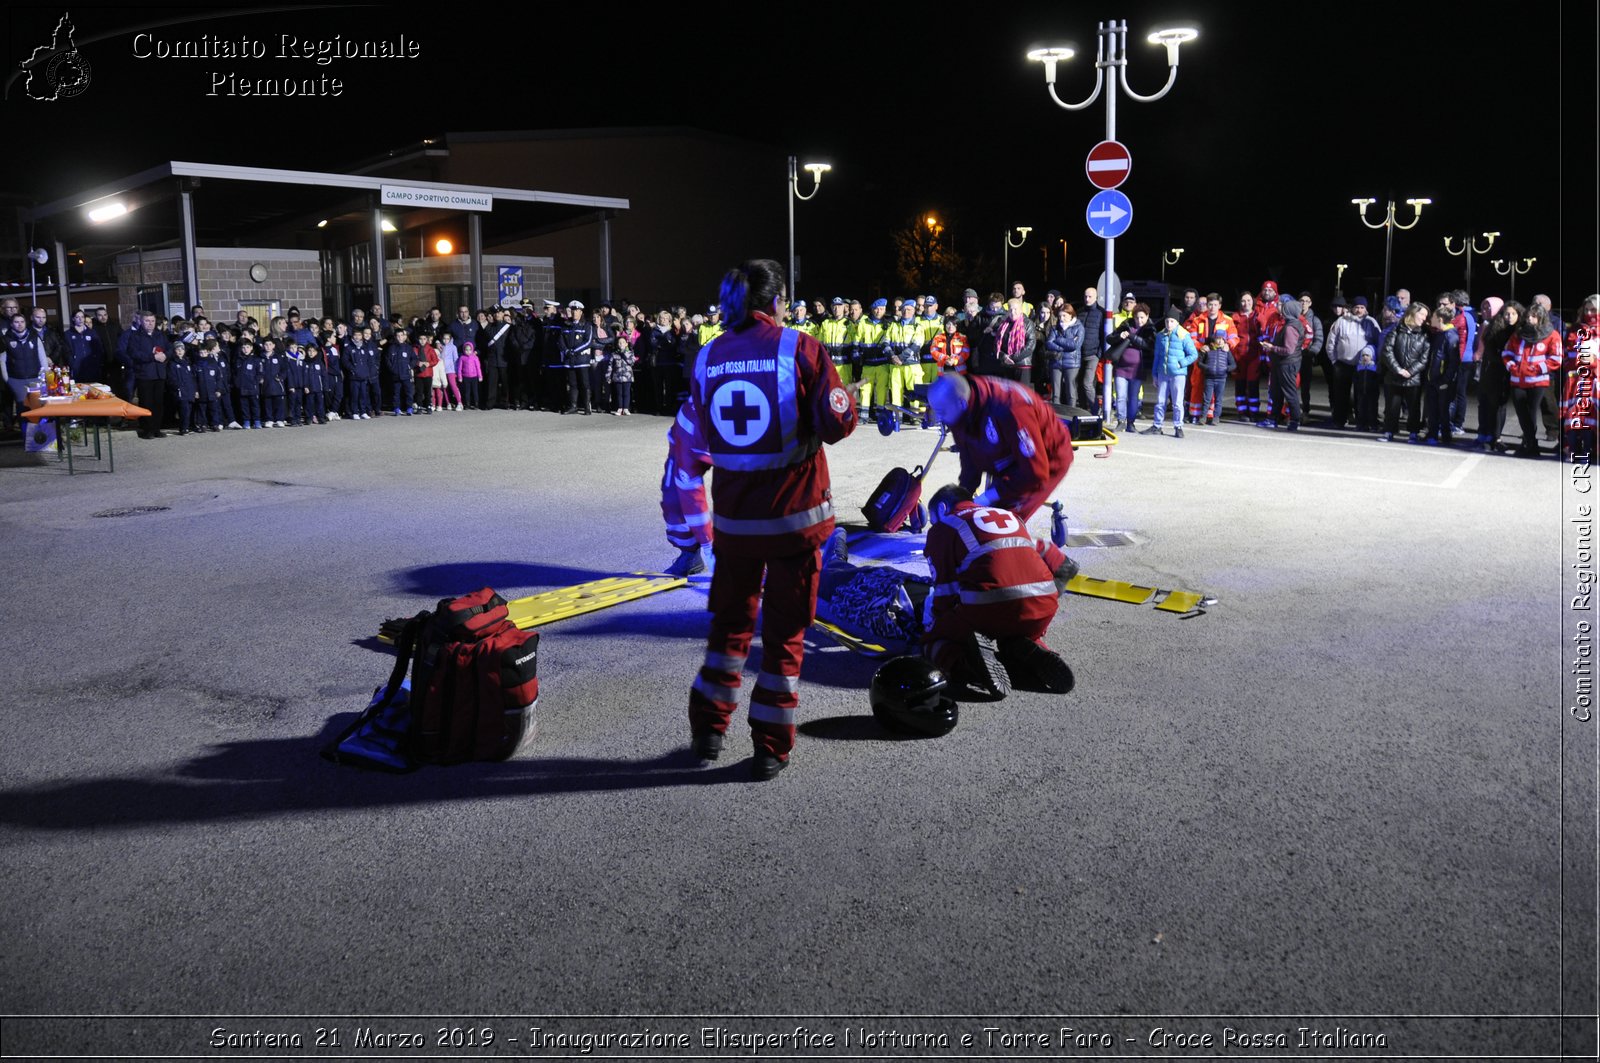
[{"x1": 376, "y1": 573, "x2": 688, "y2": 642}]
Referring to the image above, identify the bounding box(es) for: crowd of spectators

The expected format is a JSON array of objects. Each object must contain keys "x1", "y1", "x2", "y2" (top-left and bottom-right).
[{"x1": 1, "y1": 284, "x2": 1594, "y2": 460}]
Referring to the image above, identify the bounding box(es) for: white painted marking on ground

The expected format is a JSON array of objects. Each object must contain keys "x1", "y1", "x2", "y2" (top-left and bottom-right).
[
  {"x1": 1438, "y1": 453, "x2": 1484, "y2": 489},
  {"x1": 1180, "y1": 420, "x2": 1451, "y2": 454},
  {"x1": 1113, "y1": 446, "x2": 1462, "y2": 489}
]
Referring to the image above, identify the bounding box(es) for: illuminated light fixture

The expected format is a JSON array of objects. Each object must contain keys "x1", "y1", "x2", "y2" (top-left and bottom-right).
[
  {"x1": 803, "y1": 162, "x2": 831, "y2": 181},
  {"x1": 316, "y1": 219, "x2": 328, "y2": 228},
  {"x1": 1025, "y1": 45, "x2": 1076, "y2": 84},
  {"x1": 87, "y1": 202, "x2": 128, "y2": 223},
  {"x1": 1147, "y1": 27, "x2": 1198, "y2": 65},
  {"x1": 926, "y1": 215, "x2": 939, "y2": 229},
  {"x1": 434, "y1": 238, "x2": 453, "y2": 255},
  {"x1": 380, "y1": 219, "x2": 397, "y2": 233}
]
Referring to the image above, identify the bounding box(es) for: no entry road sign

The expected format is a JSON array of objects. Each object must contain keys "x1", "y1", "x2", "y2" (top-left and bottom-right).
[{"x1": 1085, "y1": 140, "x2": 1132, "y2": 190}]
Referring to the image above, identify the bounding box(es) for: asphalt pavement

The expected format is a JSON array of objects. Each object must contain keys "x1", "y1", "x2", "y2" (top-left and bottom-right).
[{"x1": 0, "y1": 398, "x2": 1587, "y2": 1059}]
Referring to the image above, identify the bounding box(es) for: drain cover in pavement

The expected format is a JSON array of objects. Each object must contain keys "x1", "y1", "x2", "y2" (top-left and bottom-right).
[
  {"x1": 1067, "y1": 530, "x2": 1138, "y2": 548},
  {"x1": 92, "y1": 505, "x2": 171, "y2": 518}
]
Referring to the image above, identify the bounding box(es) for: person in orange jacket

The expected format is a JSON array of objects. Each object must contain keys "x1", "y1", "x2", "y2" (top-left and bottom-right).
[
  {"x1": 1187, "y1": 294, "x2": 1237, "y2": 423},
  {"x1": 1251, "y1": 281, "x2": 1286, "y2": 420},
  {"x1": 929, "y1": 316, "x2": 971, "y2": 374}
]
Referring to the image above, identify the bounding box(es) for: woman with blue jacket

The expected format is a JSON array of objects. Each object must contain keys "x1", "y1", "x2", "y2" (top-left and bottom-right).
[{"x1": 1043, "y1": 304, "x2": 1085, "y2": 406}]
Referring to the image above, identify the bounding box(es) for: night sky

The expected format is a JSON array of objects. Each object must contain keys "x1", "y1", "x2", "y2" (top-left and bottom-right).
[{"x1": 4, "y1": 0, "x2": 1595, "y2": 310}]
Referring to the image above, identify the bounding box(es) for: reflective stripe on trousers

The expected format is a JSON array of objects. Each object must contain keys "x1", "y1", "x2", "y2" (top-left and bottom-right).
[{"x1": 687, "y1": 549, "x2": 819, "y2": 758}]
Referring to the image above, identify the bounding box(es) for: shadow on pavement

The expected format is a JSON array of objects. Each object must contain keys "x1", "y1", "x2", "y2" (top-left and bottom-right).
[
  {"x1": 392, "y1": 561, "x2": 618, "y2": 597},
  {"x1": 799, "y1": 715, "x2": 893, "y2": 742},
  {"x1": 0, "y1": 719, "x2": 768, "y2": 832}
]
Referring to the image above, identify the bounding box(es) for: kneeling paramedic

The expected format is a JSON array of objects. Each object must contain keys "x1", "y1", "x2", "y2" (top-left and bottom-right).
[{"x1": 923, "y1": 484, "x2": 1076, "y2": 698}]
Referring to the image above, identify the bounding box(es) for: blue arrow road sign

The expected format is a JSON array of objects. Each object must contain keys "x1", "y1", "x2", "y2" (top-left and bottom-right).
[{"x1": 1086, "y1": 189, "x2": 1132, "y2": 239}]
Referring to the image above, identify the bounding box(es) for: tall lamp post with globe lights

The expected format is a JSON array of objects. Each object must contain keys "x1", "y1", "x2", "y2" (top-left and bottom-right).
[
  {"x1": 787, "y1": 156, "x2": 830, "y2": 304},
  {"x1": 1352, "y1": 197, "x2": 1431, "y2": 307},
  {"x1": 1027, "y1": 21, "x2": 1197, "y2": 341}
]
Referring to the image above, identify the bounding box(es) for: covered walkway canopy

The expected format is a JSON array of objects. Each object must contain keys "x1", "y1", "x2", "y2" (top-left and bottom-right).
[{"x1": 23, "y1": 160, "x2": 630, "y2": 316}]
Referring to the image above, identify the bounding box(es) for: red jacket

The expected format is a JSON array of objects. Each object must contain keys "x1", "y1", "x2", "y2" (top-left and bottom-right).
[
  {"x1": 924, "y1": 500, "x2": 1063, "y2": 644},
  {"x1": 1503, "y1": 328, "x2": 1562, "y2": 388},
  {"x1": 1562, "y1": 316, "x2": 1598, "y2": 430},
  {"x1": 685, "y1": 313, "x2": 856, "y2": 557},
  {"x1": 1247, "y1": 303, "x2": 1282, "y2": 378},
  {"x1": 930, "y1": 331, "x2": 971, "y2": 372},
  {"x1": 661, "y1": 401, "x2": 713, "y2": 549},
  {"x1": 951, "y1": 375, "x2": 1073, "y2": 522},
  {"x1": 414, "y1": 343, "x2": 439, "y2": 381}
]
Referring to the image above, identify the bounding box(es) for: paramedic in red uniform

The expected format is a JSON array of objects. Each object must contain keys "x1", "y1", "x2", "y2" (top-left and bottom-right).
[
  {"x1": 924, "y1": 485, "x2": 1076, "y2": 697},
  {"x1": 684, "y1": 259, "x2": 857, "y2": 780},
  {"x1": 927, "y1": 372, "x2": 1073, "y2": 525},
  {"x1": 660, "y1": 398, "x2": 714, "y2": 577}
]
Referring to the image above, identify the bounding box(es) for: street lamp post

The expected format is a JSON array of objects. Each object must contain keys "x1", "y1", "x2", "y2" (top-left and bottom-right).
[
  {"x1": 1028, "y1": 20, "x2": 1197, "y2": 344},
  {"x1": 1353, "y1": 197, "x2": 1431, "y2": 305},
  {"x1": 1490, "y1": 256, "x2": 1536, "y2": 302},
  {"x1": 1160, "y1": 247, "x2": 1183, "y2": 285},
  {"x1": 1335, "y1": 263, "x2": 1348, "y2": 292},
  {"x1": 1003, "y1": 226, "x2": 1031, "y2": 291},
  {"x1": 1443, "y1": 231, "x2": 1499, "y2": 295},
  {"x1": 787, "y1": 156, "x2": 830, "y2": 301}
]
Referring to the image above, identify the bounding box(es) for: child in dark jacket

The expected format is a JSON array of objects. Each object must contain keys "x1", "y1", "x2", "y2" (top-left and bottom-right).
[
  {"x1": 304, "y1": 345, "x2": 328, "y2": 424},
  {"x1": 260, "y1": 338, "x2": 288, "y2": 426},
  {"x1": 1422, "y1": 307, "x2": 1460, "y2": 445},
  {"x1": 283, "y1": 342, "x2": 308, "y2": 426},
  {"x1": 167, "y1": 341, "x2": 198, "y2": 435},
  {"x1": 235, "y1": 339, "x2": 264, "y2": 428},
  {"x1": 194, "y1": 339, "x2": 226, "y2": 431},
  {"x1": 385, "y1": 328, "x2": 416, "y2": 415}
]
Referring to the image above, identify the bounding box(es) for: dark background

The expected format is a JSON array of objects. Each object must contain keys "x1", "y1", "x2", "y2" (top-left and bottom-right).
[{"x1": 3, "y1": 0, "x2": 1595, "y2": 310}]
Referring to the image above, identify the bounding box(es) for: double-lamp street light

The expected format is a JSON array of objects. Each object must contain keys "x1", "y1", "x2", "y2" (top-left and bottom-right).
[
  {"x1": 1444, "y1": 231, "x2": 1499, "y2": 294},
  {"x1": 1027, "y1": 21, "x2": 1197, "y2": 322},
  {"x1": 1491, "y1": 256, "x2": 1536, "y2": 302},
  {"x1": 1353, "y1": 196, "x2": 1430, "y2": 306}
]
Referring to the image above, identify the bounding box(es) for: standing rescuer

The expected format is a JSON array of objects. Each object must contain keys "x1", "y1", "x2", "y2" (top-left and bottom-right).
[{"x1": 682, "y1": 259, "x2": 857, "y2": 780}]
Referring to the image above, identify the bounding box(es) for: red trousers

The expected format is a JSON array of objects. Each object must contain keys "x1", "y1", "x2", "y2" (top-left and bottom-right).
[
  {"x1": 926, "y1": 604, "x2": 1053, "y2": 682},
  {"x1": 688, "y1": 548, "x2": 821, "y2": 759}
]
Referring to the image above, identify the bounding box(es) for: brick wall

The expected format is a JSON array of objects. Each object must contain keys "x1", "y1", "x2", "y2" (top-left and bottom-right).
[
  {"x1": 384, "y1": 254, "x2": 555, "y2": 320},
  {"x1": 114, "y1": 248, "x2": 555, "y2": 328},
  {"x1": 112, "y1": 246, "x2": 322, "y2": 325},
  {"x1": 203, "y1": 249, "x2": 322, "y2": 321}
]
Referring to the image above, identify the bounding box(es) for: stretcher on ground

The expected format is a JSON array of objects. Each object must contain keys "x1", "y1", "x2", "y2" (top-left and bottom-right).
[
  {"x1": 378, "y1": 573, "x2": 687, "y2": 642},
  {"x1": 1053, "y1": 403, "x2": 1120, "y2": 458}
]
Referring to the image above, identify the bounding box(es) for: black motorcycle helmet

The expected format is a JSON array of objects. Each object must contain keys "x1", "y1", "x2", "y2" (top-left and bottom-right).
[{"x1": 870, "y1": 656, "x2": 959, "y2": 737}]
